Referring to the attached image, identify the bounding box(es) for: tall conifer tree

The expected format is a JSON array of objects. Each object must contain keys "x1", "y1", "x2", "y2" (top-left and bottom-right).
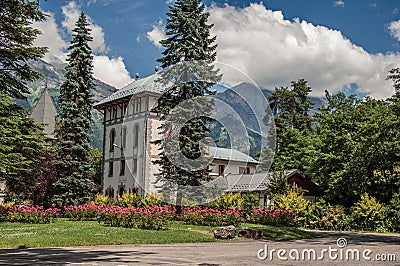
[
  {"x1": 0, "y1": 0, "x2": 47, "y2": 99},
  {"x1": 53, "y1": 12, "x2": 94, "y2": 206},
  {"x1": 153, "y1": 0, "x2": 221, "y2": 206}
]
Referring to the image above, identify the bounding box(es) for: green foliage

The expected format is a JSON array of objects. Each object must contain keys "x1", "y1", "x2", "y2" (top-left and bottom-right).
[
  {"x1": 308, "y1": 199, "x2": 349, "y2": 231},
  {"x1": 349, "y1": 193, "x2": 387, "y2": 231},
  {"x1": 262, "y1": 79, "x2": 316, "y2": 173},
  {"x1": 274, "y1": 189, "x2": 311, "y2": 227},
  {"x1": 0, "y1": 94, "x2": 46, "y2": 201},
  {"x1": 117, "y1": 193, "x2": 143, "y2": 208},
  {"x1": 206, "y1": 192, "x2": 243, "y2": 210},
  {"x1": 387, "y1": 191, "x2": 400, "y2": 232},
  {"x1": 152, "y1": 0, "x2": 221, "y2": 207},
  {"x1": 54, "y1": 12, "x2": 95, "y2": 206},
  {"x1": 89, "y1": 146, "x2": 102, "y2": 189},
  {"x1": 0, "y1": 0, "x2": 48, "y2": 99},
  {"x1": 91, "y1": 193, "x2": 115, "y2": 206},
  {"x1": 263, "y1": 171, "x2": 290, "y2": 198},
  {"x1": 314, "y1": 92, "x2": 400, "y2": 206},
  {"x1": 240, "y1": 192, "x2": 259, "y2": 215}
]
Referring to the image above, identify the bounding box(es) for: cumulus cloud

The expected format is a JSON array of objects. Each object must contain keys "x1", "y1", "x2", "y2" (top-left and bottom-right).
[
  {"x1": 388, "y1": 20, "x2": 400, "y2": 42},
  {"x1": 61, "y1": 1, "x2": 107, "y2": 53},
  {"x1": 333, "y1": 1, "x2": 345, "y2": 8},
  {"x1": 32, "y1": 12, "x2": 68, "y2": 64},
  {"x1": 93, "y1": 56, "x2": 133, "y2": 88},
  {"x1": 34, "y1": 1, "x2": 132, "y2": 89},
  {"x1": 146, "y1": 20, "x2": 166, "y2": 48},
  {"x1": 199, "y1": 3, "x2": 398, "y2": 99}
]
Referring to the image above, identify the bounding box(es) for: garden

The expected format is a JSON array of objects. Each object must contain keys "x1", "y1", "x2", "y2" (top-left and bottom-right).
[{"x1": 1, "y1": 190, "x2": 399, "y2": 249}]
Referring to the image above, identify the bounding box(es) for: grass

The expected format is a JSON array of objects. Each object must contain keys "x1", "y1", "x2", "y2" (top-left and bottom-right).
[
  {"x1": 0, "y1": 219, "x2": 215, "y2": 249},
  {"x1": 0, "y1": 220, "x2": 316, "y2": 249}
]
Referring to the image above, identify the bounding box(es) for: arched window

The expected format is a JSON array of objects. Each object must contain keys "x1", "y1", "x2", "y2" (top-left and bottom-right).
[
  {"x1": 121, "y1": 127, "x2": 127, "y2": 149},
  {"x1": 133, "y1": 124, "x2": 139, "y2": 147},
  {"x1": 110, "y1": 128, "x2": 116, "y2": 152}
]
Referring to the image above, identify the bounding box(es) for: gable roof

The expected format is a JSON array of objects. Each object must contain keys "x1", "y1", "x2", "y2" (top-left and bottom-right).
[
  {"x1": 30, "y1": 88, "x2": 57, "y2": 137},
  {"x1": 94, "y1": 74, "x2": 165, "y2": 108},
  {"x1": 209, "y1": 146, "x2": 259, "y2": 164},
  {"x1": 224, "y1": 169, "x2": 302, "y2": 192}
]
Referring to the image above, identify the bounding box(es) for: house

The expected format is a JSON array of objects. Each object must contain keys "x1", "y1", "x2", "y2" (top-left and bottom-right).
[
  {"x1": 94, "y1": 73, "x2": 259, "y2": 199},
  {"x1": 223, "y1": 169, "x2": 322, "y2": 207}
]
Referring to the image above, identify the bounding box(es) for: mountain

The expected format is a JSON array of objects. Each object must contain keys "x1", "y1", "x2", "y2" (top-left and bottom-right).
[{"x1": 210, "y1": 82, "x2": 326, "y2": 159}]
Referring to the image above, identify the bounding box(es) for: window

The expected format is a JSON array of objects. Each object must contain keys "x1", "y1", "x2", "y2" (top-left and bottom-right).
[
  {"x1": 120, "y1": 160, "x2": 125, "y2": 176},
  {"x1": 218, "y1": 165, "x2": 225, "y2": 176},
  {"x1": 108, "y1": 161, "x2": 114, "y2": 177},
  {"x1": 136, "y1": 97, "x2": 141, "y2": 113},
  {"x1": 121, "y1": 127, "x2": 127, "y2": 149},
  {"x1": 133, "y1": 159, "x2": 137, "y2": 174},
  {"x1": 112, "y1": 107, "x2": 117, "y2": 119},
  {"x1": 131, "y1": 99, "x2": 135, "y2": 114},
  {"x1": 133, "y1": 124, "x2": 139, "y2": 147},
  {"x1": 110, "y1": 129, "x2": 116, "y2": 152},
  {"x1": 239, "y1": 167, "x2": 250, "y2": 174}
]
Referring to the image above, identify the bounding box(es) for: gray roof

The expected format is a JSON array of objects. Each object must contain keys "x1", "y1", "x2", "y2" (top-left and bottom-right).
[
  {"x1": 223, "y1": 169, "x2": 300, "y2": 192},
  {"x1": 94, "y1": 74, "x2": 166, "y2": 108},
  {"x1": 30, "y1": 88, "x2": 57, "y2": 137},
  {"x1": 209, "y1": 146, "x2": 259, "y2": 164}
]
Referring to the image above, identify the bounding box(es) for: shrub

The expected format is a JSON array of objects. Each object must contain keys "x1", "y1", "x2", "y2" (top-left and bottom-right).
[
  {"x1": 387, "y1": 192, "x2": 400, "y2": 232},
  {"x1": 349, "y1": 193, "x2": 387, "y2": 231},
  {"x1": 241, "y1": 192, "x2": 259, "y2": 217},
  {"x1": 248, "y1": 207, "x2": 294, "y2": 226},
  {"x1": 141, "y1": 194, "x2": 164, "y2": 207},
  {"x1": 179, "y1": 206, "x2": 242, "y2": 227},
  {"x1": 313, "y1": 200, "x2": 349, "y2": 231},
  {"x1": 4, "y1": 205, "x2": 60, "y2": 223},
  {"x1": 102, "y1": 205, "x2": 175, "y2": 230},
  {"x1": 63, "y1": 203, "x2": 105, "y2": 221},
  {"x1": 91, "y1": 193, "x2": 115, "y2": 206},
  {"x1": 274, "y1": 189, "x2": 311, "y2": 227},
  {"x1": 117, "y1": 193, "x2": 143, "y2": 207},
  {"x1": 206, "y1": 192, "x2": 243, "y2": 210}
]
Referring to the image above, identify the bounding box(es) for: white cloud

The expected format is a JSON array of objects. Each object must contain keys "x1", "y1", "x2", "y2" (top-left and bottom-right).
[
  {"x1": 61, "y1": 1, "x2": 108, "y2": 53},
  {"x1": 165, "y1": 0, "x2": 175, "y2": 4},
  {"x1": 388, "y1": 20, "x2": 400, "y2": 41},
  {"x1": 333, "y1": 1, "x2": 345, "y2": 8},
  {"x1": 93, "y1": 56, "x2": 133, "y2": 88},
  {"x1": 201, "y1": 3, "x2": 399, "y2": 99},
  {"x1": 34, "y1": 1, "x2": 132, "y2": 89},
  {"x1": 32, "y1": 12, "x2": 68, "y2": 64},
  {"x1": 146, "y1": 20, "x2": 166, "y2": 48}
]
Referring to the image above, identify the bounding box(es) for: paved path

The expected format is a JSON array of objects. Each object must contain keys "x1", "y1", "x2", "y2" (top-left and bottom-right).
[{"x1": 0, "y1": 231, "x2": 399, "y2": 265}]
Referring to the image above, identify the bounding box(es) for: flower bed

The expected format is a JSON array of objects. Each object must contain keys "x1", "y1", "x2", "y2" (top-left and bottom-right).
[
  {"x1": 102, "y1": 205, "x2": 175, "y2": 230},
  {"x1": 247, "y1": 207, "x2": 294, "y2": 226},
  {"x1": 63, "y1": 203, "x2": 106, "y2": 221},
  {"x1": 179, "y1": 206, "x2": 242, "y2": 227},
  {"x1": 0, "y1": 205, "x2": 60, "y2": 224}
]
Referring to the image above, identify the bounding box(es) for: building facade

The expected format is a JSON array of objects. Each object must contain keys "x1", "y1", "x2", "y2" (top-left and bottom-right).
[{"x1": 94, "y1": 74, "x2": 259, "y2": 199}]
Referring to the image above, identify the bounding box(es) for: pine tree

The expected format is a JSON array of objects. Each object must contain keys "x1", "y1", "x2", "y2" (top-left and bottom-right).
[
  {"x1": 53, "y1": 12, "x2": 95, "y2": 206},
  {"x1": 153, "y1": 0, "x2": 221, "y2": 207},
  {"x1": 0, "y1": 0, "x2": 47, "y2": 99},
  {"x1": 0, "y1": 94, "x2": 46, "y2": 201}
]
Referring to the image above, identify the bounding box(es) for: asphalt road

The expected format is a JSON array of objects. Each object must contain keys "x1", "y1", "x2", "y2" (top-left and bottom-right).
[{"x1": 0, "y1": 231, "x2": 399, "y2": 265}]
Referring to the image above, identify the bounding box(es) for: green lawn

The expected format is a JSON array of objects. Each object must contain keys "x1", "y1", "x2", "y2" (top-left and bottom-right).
[{"x1": 0, "y1": 219, "x2": 316, "y2": 249}]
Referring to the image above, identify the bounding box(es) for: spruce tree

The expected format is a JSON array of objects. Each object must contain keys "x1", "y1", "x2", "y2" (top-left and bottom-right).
[
  {"x1": 53, "y1": 12, "x2": 94, "y2": 206},
  {"x1": 0, "y1": 0, "x2": 47, "y2": 99},
  {"x1": 153, "y1": 0, "x2": 221, "y2": 207}
]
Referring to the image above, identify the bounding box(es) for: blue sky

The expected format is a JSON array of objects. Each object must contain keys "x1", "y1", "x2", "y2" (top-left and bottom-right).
[{"x1": 35, "y1": 0, "x2": 400, "y2": 98}]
